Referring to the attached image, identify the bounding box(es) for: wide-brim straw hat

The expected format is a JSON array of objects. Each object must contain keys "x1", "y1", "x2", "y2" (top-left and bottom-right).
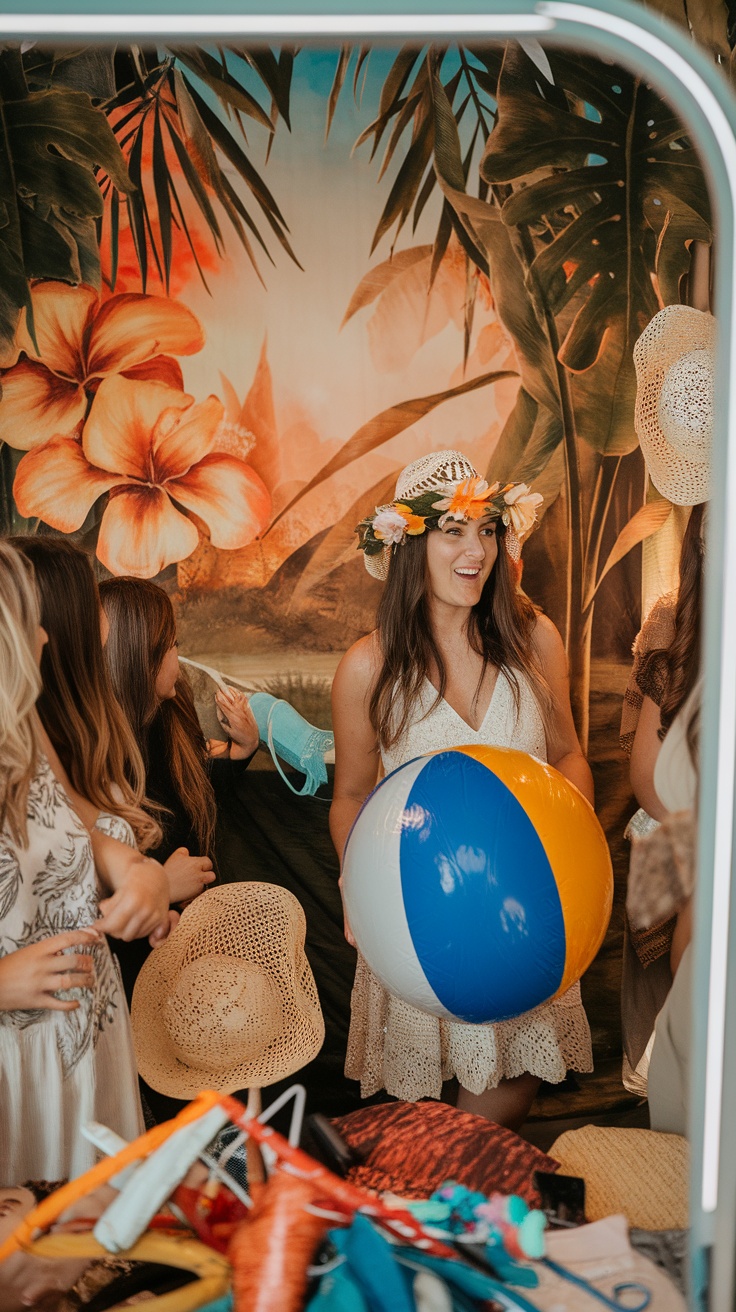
[
  {"x1": 131, "y1": 883, "x2": 324, "y2": 1098},
  {"x1": 633, "y1": 303, "x2": 714, "y2": 506},
  {"x1": 550, "y1": 1126, "x2": 689, "y2": 1230},
  {"x1": 364, "y1": 449, "x2": 479, "y2": 580}
]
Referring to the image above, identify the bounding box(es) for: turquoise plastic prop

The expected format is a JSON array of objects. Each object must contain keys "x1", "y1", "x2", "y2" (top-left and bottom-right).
[{"x1": 248, "y1": 692, "x2": 334, "y2": 797}]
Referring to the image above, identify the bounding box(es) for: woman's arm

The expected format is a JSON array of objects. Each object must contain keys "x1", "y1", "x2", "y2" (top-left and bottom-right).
[
  {"x1": 330, "y1": 637, "x2": 382, "y2": 944},
  {"x1": 630, "y1": 694, "x2": 669, "y2": 822},
  {"x1": 91, "y1": 830, "x2": 171, "y2": 943},
  {"x1": 533, "y1": 615, "x2": 594, "y2": 805}
]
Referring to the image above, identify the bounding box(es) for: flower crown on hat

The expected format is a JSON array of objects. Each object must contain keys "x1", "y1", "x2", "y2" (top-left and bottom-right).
[{"x1": 356, "y1": 476, "x2": 543, "y2": 576}]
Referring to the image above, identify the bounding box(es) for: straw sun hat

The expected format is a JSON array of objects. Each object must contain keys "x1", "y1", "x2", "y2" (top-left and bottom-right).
[
  {"x1": 550, "y1": 1125, "x2": 689, "y2": 1231},
  {"x1": 364, "y1": 450, "x2": 478, "y2": 581},
  {"x1": 633, "y1": 303, "x2": 714, "y2": 506},
  {"x1": 131, "y1": 883, "x2": 324, "y2": 1098}
]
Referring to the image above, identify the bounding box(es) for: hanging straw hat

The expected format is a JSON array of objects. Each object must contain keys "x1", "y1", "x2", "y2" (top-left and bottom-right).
[
  {"x1": 131, "y1": 883, "x2": 324, "y2": 1098},
  {"x1": 633, "y1": 304, "x2": 715, "y2": 506}
]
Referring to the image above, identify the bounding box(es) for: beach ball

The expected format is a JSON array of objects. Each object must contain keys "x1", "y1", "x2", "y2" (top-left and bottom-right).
[{"x1": 342, "y1": 745, "x2": 613, "y2": 1024}]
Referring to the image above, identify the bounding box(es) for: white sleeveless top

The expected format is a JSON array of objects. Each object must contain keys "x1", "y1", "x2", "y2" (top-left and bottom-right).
[
  {"x1": 346, "y1": 668, "x2": 594, "y2": 1102},
  {"x1": 382, "y1": 668, "x2": 547, "y2": 775}
]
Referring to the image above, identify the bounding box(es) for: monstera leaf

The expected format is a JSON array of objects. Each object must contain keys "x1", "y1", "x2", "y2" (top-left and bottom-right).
[
  {"x1": 480, "y1": 45, "x2": 711, "y2": 453},
  {"x1": 0, "y1": 48, "x2": 130, "y2": 356}
]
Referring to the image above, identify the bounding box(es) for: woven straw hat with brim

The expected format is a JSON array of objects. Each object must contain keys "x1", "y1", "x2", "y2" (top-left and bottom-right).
[
  {"x1": 364, "y1": 450, "x2": 489, "y2": 581},
  {"x1": 550, "y1": 1125, "x2": 689, "y2": 1231},
  {"x1": 131, "y1": 883, "x2": 324, "y2": 1098},
  {"x1": 633, "y1": 303, "x2": 714, "y2": 506}
]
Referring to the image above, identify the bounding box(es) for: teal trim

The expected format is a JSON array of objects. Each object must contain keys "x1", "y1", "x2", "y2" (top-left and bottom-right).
[{"x1": 1, "y1": 3, "x2": 735, "y2": 1306}]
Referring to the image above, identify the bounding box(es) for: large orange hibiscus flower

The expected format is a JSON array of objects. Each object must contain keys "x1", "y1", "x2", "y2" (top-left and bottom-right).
[
  {"x1": 14, "y1": 376, "x2": 272, "y2": 578},
  {"x1": 0, "y1": 281, "x2": 205, "y2": 451}
]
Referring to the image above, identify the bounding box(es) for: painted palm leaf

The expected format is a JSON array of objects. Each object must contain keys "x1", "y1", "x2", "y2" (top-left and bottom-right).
[
  {"x1": 481, "y1": 44, "x2": 711, "y2": 453},
  {"x1": 0, "y1": 46, "x2": 130, "y2": 356}
]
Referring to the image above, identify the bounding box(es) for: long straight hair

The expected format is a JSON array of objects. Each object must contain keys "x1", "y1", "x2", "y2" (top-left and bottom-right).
[
  {"x1": 0, "y1": 542, "x2": 42, "y2": 845},
  {"x1": 10, "y1": 537, "x2": 160, "y2": 851},
  {"x1": 370, "y1": 520, "x2": 552, "y2": 751},
  {"x1": 638, "y1": 502, "x2": 704, "y2": 741},
  {"x1": 99, "y1": 577, "x2": 216, "y2": 856}
]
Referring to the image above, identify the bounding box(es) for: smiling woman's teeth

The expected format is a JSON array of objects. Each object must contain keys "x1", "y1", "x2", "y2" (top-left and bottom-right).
[{"x1": 455, "y1": 568, "x2": 480, "y2": 576}]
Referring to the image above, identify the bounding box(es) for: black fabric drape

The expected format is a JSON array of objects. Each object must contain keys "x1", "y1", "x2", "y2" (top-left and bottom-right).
[{"x1": 214, "y1": 762, "x2": 377, "y2": 1119}]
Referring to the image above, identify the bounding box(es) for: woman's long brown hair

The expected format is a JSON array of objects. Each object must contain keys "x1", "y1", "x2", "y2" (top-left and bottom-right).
[
  {"x1": 9, "y1": 537, "x2": 160, "y2": 850},
  {"x1": 99, "y1": 576, "x2": 216, "y2": 856},
  {"x1": 637, "y1": 502, "x2": 704, "y2": 740},
  {"x1": 370, "y1": 520, "x2": 552, "y2": 752}
]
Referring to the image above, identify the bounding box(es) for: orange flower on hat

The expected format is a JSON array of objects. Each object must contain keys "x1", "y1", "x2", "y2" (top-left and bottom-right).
[
  {"x1": 434, "y1": 476, "x2": 500, "y2": 521},
  {"x1": 394, "y1": 503, "x2": 427, "y2": 535},
  {"x1": 13, "y1": 376, "x2": 272, "y2": 578},
  {"x1": 0, "y1": 281, "x2": 205, "y2": 451}
]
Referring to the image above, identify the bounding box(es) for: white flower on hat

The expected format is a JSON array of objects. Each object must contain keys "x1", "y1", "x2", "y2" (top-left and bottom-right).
[
  {"x1": 502, "y1": 484, "x2": 544, "y2": 537},
  {"x1": 373, "y1": 507, "x2": 409, "y2": 544}
]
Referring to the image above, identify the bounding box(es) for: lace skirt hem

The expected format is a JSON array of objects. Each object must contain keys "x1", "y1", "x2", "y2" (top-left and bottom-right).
[{"x1": 345, "y1": 954, "x2": 594, "y2": 1102}]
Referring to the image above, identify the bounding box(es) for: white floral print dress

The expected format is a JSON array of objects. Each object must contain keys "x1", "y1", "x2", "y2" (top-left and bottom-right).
[
  {"x1": 345, "y1": 670, "x2": 594, "y2": 1101},
  {"x1": 0, "y1": 756, "x2": 144, "y2": 1181}
]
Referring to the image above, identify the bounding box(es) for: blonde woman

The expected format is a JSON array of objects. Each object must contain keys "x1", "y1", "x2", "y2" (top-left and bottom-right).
[{"x1": 0, "y1": 541, "x2": 171, "y2": 1182}]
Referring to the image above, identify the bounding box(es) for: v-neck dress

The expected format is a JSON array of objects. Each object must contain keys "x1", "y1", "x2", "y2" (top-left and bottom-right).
[{"x1": 345, "y1": 669, "x2": 594, "y2": 1100}]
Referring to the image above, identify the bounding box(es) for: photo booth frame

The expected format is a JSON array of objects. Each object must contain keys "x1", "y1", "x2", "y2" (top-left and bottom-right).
[{"x1": 1, "y1": 1, "x2": 735, "y2": 1304}]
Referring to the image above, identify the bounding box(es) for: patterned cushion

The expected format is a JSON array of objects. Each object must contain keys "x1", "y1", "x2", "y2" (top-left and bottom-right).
[{"x1": 332, "y1": 1100, "x2": 559, "y2": 1205}]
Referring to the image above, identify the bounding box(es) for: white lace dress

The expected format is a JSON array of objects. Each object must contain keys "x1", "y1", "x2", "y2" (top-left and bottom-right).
[
  {"x1": 0, "y1": 756, "x2": 144, "y2": 1181},
  {"x1": 345, "y1": 670, "x2": 594, "y2": 1100}
]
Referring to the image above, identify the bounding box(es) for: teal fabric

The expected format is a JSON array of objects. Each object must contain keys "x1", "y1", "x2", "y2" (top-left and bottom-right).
[
  {"x1": 249, "y1": 692, "x2": 334, "y2": 796},
  {"x1": 330, "y1": 1215, "x2": 416, "y2": 1312},
  {"x1": 305, "y1": 1262, "x2": 372, "y2": 1310},
  {"x1": 396, "y1": 1250, "x2": 544, "y2": 1311}
]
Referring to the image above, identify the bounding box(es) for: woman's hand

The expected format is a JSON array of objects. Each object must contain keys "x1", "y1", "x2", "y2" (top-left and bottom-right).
[
  {"x1": 95, "y1": 858, "x2": 170, "y2": 942},
  {"x1": 163, "y1": 847, "x2": 215, "y2": 904},
  {"x1": 215, "y1": 687, "x2": 260, "y2": 759},
  {"x1": 149, "y1": 909, "x2": 180, "y2": 948},
  {"x1": 0, "y1": 929, "x2": 100, "y2": 1012}
]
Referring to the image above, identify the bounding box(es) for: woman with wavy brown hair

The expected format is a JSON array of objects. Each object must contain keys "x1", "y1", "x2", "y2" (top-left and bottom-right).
[
  {"x1": 618, "y1": 503, "x2": 704, "y2": 1093},
  {"x1": 99, "y1": 577, "x2": 258, "y2": 866},
  {"x1": 620, "y1": 298, "x2": 712, "y2": 1097},
  {"x1": 330, "y1": 449, "x2": 594, "y2": 1130},
  {"x1": 10, "y1": 536, "x2": 160, "y2": 852},
  {"x1": 98, "y1": 576, "x2": 258, "y2": 1122}
]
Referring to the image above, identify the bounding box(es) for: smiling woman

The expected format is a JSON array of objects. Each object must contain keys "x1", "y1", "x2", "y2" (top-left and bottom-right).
[{"x1": 331, "y1": 448, "x2": 594, "y2": 1130}]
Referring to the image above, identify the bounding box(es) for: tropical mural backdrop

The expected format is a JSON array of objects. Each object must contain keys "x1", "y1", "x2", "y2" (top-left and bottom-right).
[{"x1": 0, "y1": 32, "x2": 718, "y2": 747}]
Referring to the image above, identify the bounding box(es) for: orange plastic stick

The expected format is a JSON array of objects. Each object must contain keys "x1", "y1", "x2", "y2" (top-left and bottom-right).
[{"x1": 0, "y1": 1090, "x2": 220, "y2": 1263}]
